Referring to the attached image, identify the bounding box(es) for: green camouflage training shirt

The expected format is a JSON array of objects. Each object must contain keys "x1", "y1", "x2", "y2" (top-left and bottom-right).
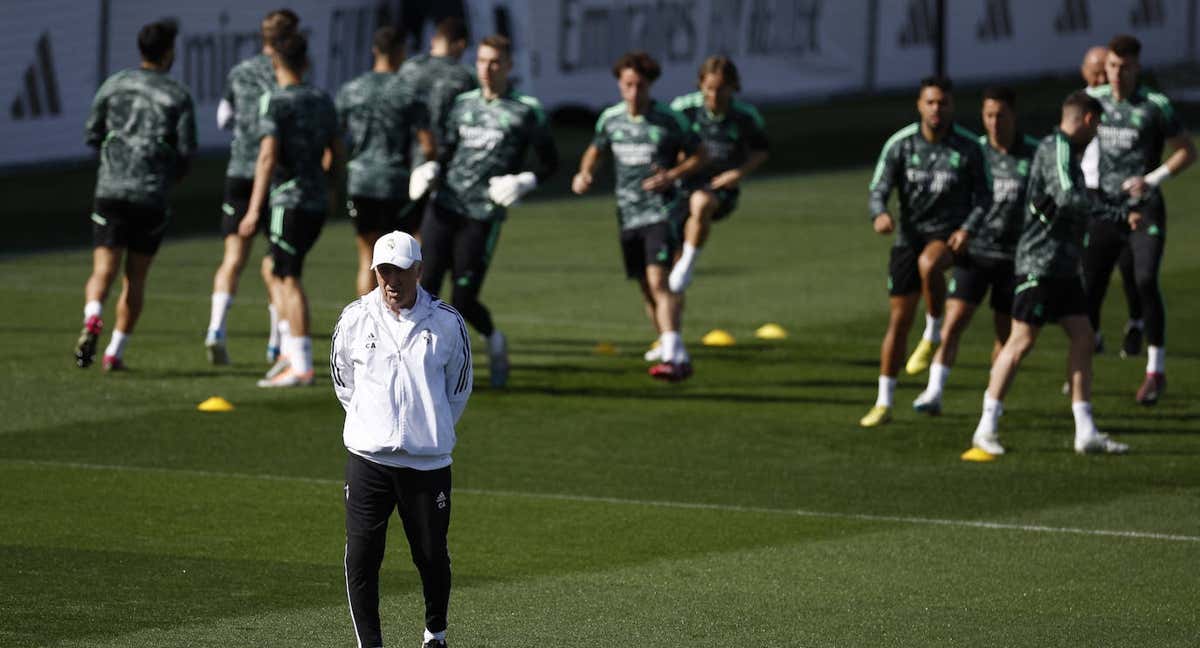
[
  {"x1": 259, "y1": 83, "x2": 339, "y2": 213},
  {"x1": 868, "y1": 123, "x2": 992, "y2": 248},
  {"x1": 397, "y1": 53, "x2": 477, "y2": 162},
  {"x1": 336, "y1": 71, "x2": 429, "y2": 201},
  {"x1": 1015, "y1": 130, "x2": 1127, "y2": 278},
  {"x1": 1087, "y1": 84, "x2": 1184, "y2": 217},
  {"x1": 962, "y1": 134, "x2": 1040, "y2": 261},
  {"x1": 592, "y1": 100, "x2": 699, "y2": 231},
  {"x1": 85, "y1": 68, "x2": 197, "y2": 209},
  {"x1": 223, "y1": 54, "x2": 275, "y2": 179},
  {"x1": 669, "y1": 92, "x2": 769, "y2": 187},
  {"x1": 434, "y1": 88, "x2": 558, "y2": 222}
]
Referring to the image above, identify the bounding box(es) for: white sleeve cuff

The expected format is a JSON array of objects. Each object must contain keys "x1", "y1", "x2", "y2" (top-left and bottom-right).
[{"x1": 1144, "y1": 164, "x2": 1171, "y2": 187}]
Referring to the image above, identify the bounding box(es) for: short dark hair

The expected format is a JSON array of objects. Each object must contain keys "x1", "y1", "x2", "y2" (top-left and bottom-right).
[
  {"x1": 919, "y1": 75, "x2": 953, "y2": 94},
  {"x1": 1063, "y1": 90, "x2": 1103, "y2": 117},
  {"x1": 262, "y1": 9, "x2": 300, "y2": 45},
  {"x1": 273, "y1": 32, "x2": 308, "y2": 74},
  {"x1": 373, "y1": 26, "x2": 401, "y2": 54},
  {"x1": 138, "y1": 19, "x2": 178, "y2": 64},
  {"x1": 1108, "y1": 34, "x2": 1141, "y2": 58},
  {"x1": 697, "y1": 56, "x2": 741, "y2": 92},
  {"x1": 612, "y1": 51, "x2": 661, "y2": 82},
  {"x1": 982, "y1": 85, "x2": 1016, "y2": 108},
  {"x1": 479, "y1": 34, "x2": 511, "y2": 59},
  {"x1": 434, "y1": 17, "x2": 468, "y2": 43}
]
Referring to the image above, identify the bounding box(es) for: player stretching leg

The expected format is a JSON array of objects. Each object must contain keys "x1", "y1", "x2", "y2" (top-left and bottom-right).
[
  {"x1": 337, "y1": 26, "x2": 435, "y2": 295},
  {"x1": 860, "y1": 77, "x2": 990, "y2": 426},
  {"x1": 238, "y1": 33, "x2": 344, "y2": 388},
  {"x1": 1084, "y1": 35, "x2": 1195, "y2": 404},
  {"x1": 969, "y1": 92, "x2": 1132, "y2": 457},
  {"x1": 205, "y1": 10, "x2": 299, "y2": 365},
  {"x1": 913, "y1": 87, "x2": 1037, "y2": 414},
  {"x1": 75, "y1": 21, "x2": 196, "y2": 371},
  {"x1": 666, "y1": 56, "x2": 769, "y2": 294},
  {"x1": 572, "y1": 51, "x2": 706, "y2": 382}
]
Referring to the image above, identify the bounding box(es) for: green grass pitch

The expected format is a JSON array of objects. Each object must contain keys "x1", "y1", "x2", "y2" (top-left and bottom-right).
[{"x1": 2, "y1": 163, "x2": 1199, "y2": 646}]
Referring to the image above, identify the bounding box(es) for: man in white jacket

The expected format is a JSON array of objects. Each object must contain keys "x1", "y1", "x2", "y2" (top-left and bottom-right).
[{"x1": 332, "y1": 231, "x2": 472, "y2": 648}]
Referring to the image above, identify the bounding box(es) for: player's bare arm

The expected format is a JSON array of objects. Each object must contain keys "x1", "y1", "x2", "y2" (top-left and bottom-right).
[
  {"x1": 572, "y1": 145, "x2": 604, "y2": 194},
  {"x1": 710, "y1": 149, "x2": 768, "y2": 190},
  {"x1": 1122, "y1": 131, "x2": 1196, "y2": 198},
  {"x1": 642, "y1": 147, "x2": 707, "y2": 193},
  {"x1": 239, "y1": 135, "x2": 278, "y2": 237}
]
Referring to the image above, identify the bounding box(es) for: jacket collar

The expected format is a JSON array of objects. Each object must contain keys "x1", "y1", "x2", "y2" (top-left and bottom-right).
[{"x1": 365, "y1": 286, "x2": 435, "y2": 346}]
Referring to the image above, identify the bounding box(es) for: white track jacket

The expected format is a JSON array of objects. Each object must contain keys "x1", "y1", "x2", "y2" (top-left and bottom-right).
[{"x1": 331, "y1": 286, "x2": 472, "y2": 470}]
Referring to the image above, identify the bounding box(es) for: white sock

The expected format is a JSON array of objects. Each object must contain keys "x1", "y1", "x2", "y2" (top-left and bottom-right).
[
  {"x1": 209, "y1": 292, "x2": 232, "y2": 335},
  {"x1": 678, "y1": 242, "x2": 699, "y2": 270},
  {"x1": 268, "y1": 306, "x2": 282, "y2": 348},
  {"x1": 977, "y1": 393, "x2": 1002, "y2": 433},
  {"x1": 875, "y1": 375, "x2": 896, "y2": 407},
  {"x1": 424, "y1": 628, "x2": 446, "y2": 643},
  {"x1": 927, "y1": 362, "x2": 950, "y2": 396},
  {"x1": 659, "y1": 330, "x2": 682, "y2": 363},
  {"x1": 923, "y1": 314, "x2": 942, "y2": 343},
  {"x1": 1146, "y1": 345, "x2": 1165, "y2": 374},
  {"x1": 276, "y1": 318, "x2": 290, "y2": 352},
  {"x1": 286, "y1": 335, "x2": 312, "y2": 374},
  {"x1": 104, "y1": 330, "x2": 129, "y2": 359},
  {"x1": 1071, "y1": 400, "x2": 1096, "y2": 437},
  {"x1": 84, "y1": 300, "x2": 102, "y2": 322}
]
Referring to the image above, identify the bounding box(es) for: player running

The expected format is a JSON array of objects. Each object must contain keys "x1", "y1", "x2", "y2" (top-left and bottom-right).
[
  {"x1": 572, "y1": 51, "x2": 707, "y2": 382},
  {"x1": 860, "y1": 77, "x2": 990, "y2": 426},
  {"x1": 414, "y1": 35, "x2": 557, "y2": 389},
  {"x1": 1083, "y1": 34, "x2": 1195, "y2": 405},
  {"x1": 968, "y1": 91, "x2": 1134, "y2": 457},
  {"x1": 204, "y1": 9, "x2": 299, "y2": 366},
  {"x1": 912, "y1": 87, "x2": 1038, "y2": 414},
  {"x1": 75, "y1": 20, "x2": 196, "y2": 371},
  {"x1": 237, "y1": 32, "x2": 344, "y2": 388},
  {"x1": 337, "y1": 26, "x2": 435, "y2": 295},
  {"x1": 665, "y1": 55, "x2": 769, "y2": 294}
]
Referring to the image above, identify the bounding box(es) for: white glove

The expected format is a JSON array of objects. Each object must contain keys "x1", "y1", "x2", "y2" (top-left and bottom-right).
[
  {"x1": 216, "y1": 98, "x2": 235, "y2": 130},
  {"x1": 409, "y1": 161, "x2": 440, "y2": 200},
  {"x1": 487, "y1": 172, "x2": 537, "y2": 207}
]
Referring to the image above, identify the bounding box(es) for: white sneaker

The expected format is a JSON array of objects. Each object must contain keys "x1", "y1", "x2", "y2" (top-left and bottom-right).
[
  {"x1": 668, "y1": 260, "x2": 693, "y2": 293},
  {"x1": 912, "y1": 389, "x2": 942, "y2": 415},
  {"x1": 256, "y1": 368, "x2": 314, "y2": 388},
  {"x1": 488, "y1": 331, "x2": 509, "y2": 388},
  {"x1": 1075, "y1": 432, "x2": 1129, "y2": 455},
  {"x1": 972, "y1": 427, "x2": 1006, "y2": 455},
  {"x1": 264, "y1": 354, "x2": 290, "y2": 380},
  {"x1": 643, "y1": 341, "x2": 663, "y2": 363}
]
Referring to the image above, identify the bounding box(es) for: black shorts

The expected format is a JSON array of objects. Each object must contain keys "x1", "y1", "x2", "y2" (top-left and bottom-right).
[
  {"x1": 420, "y1": 204, "x2": 502, "y2": 293},
  {"x1": 219, "y1": 176, "x2": 266, "y2": 237},
  {"x1": 347, "y1": 195, "x2": 419, "y2": 236},
  {"x1": 1011, "y1": 274, "x2": 1088, "y2": 327},
  {"x1": 950, "y1": 255, "x2": 1016, "y2": 314},
  {"x1": 91, "y1": 198, "x2": 168, "y2": 255},
  {"x1": 268, "y1": 206, "x2": 325, "y2": 278},
  {"x1": 620, "y1": 221, "x2": 678, "y2": 279},
  {"x1": 886, "y1": 234, "x2": 955, "y2": 296}
]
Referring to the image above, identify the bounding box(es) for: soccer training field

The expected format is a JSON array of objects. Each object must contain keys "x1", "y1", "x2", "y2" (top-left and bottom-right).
[{"x1": 2, "y1": 165, "x2": 1199, "y2": 646}]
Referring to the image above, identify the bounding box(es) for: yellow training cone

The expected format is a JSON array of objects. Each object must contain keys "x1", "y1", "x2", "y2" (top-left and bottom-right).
[
  {"x1": 197, "y1": 396, "x2": 235, "y2": 412},
  {"x1": 701, "y1": 329, "x2": 736, "y2": 346},
  {"x1": 960, "y1": 447, "x2": 997, "y2": 463},
  {"x1": 755, "y1": 323, "x2": 788, "y2": 340},
  {"x1": 593, "y1": 342, "x2": 618, "y2": 356}
]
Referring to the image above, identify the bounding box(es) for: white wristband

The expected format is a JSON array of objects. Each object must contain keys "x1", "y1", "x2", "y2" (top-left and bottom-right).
[{"x1": 1144, "y1": 164, "x2": 1171, "y2": 187}]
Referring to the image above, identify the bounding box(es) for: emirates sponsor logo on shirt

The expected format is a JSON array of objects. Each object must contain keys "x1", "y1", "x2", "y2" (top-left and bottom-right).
[
  {"x1": 612, "y1": 142, "x2": 656, "y2": 166},
  {"x1": 458, "y1": 124, "x2": 505, "y2": 151}
]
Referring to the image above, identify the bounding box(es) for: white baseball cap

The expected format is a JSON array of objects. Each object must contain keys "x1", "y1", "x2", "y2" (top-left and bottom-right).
[{"x1": 370, "y1": 231, "x2": 422, "y2": 270}]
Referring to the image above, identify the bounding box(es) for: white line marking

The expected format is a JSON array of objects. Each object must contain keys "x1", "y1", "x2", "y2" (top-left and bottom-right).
[{"x1": 5, "y1": 458, "x2": 1199, "y2": 544}]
